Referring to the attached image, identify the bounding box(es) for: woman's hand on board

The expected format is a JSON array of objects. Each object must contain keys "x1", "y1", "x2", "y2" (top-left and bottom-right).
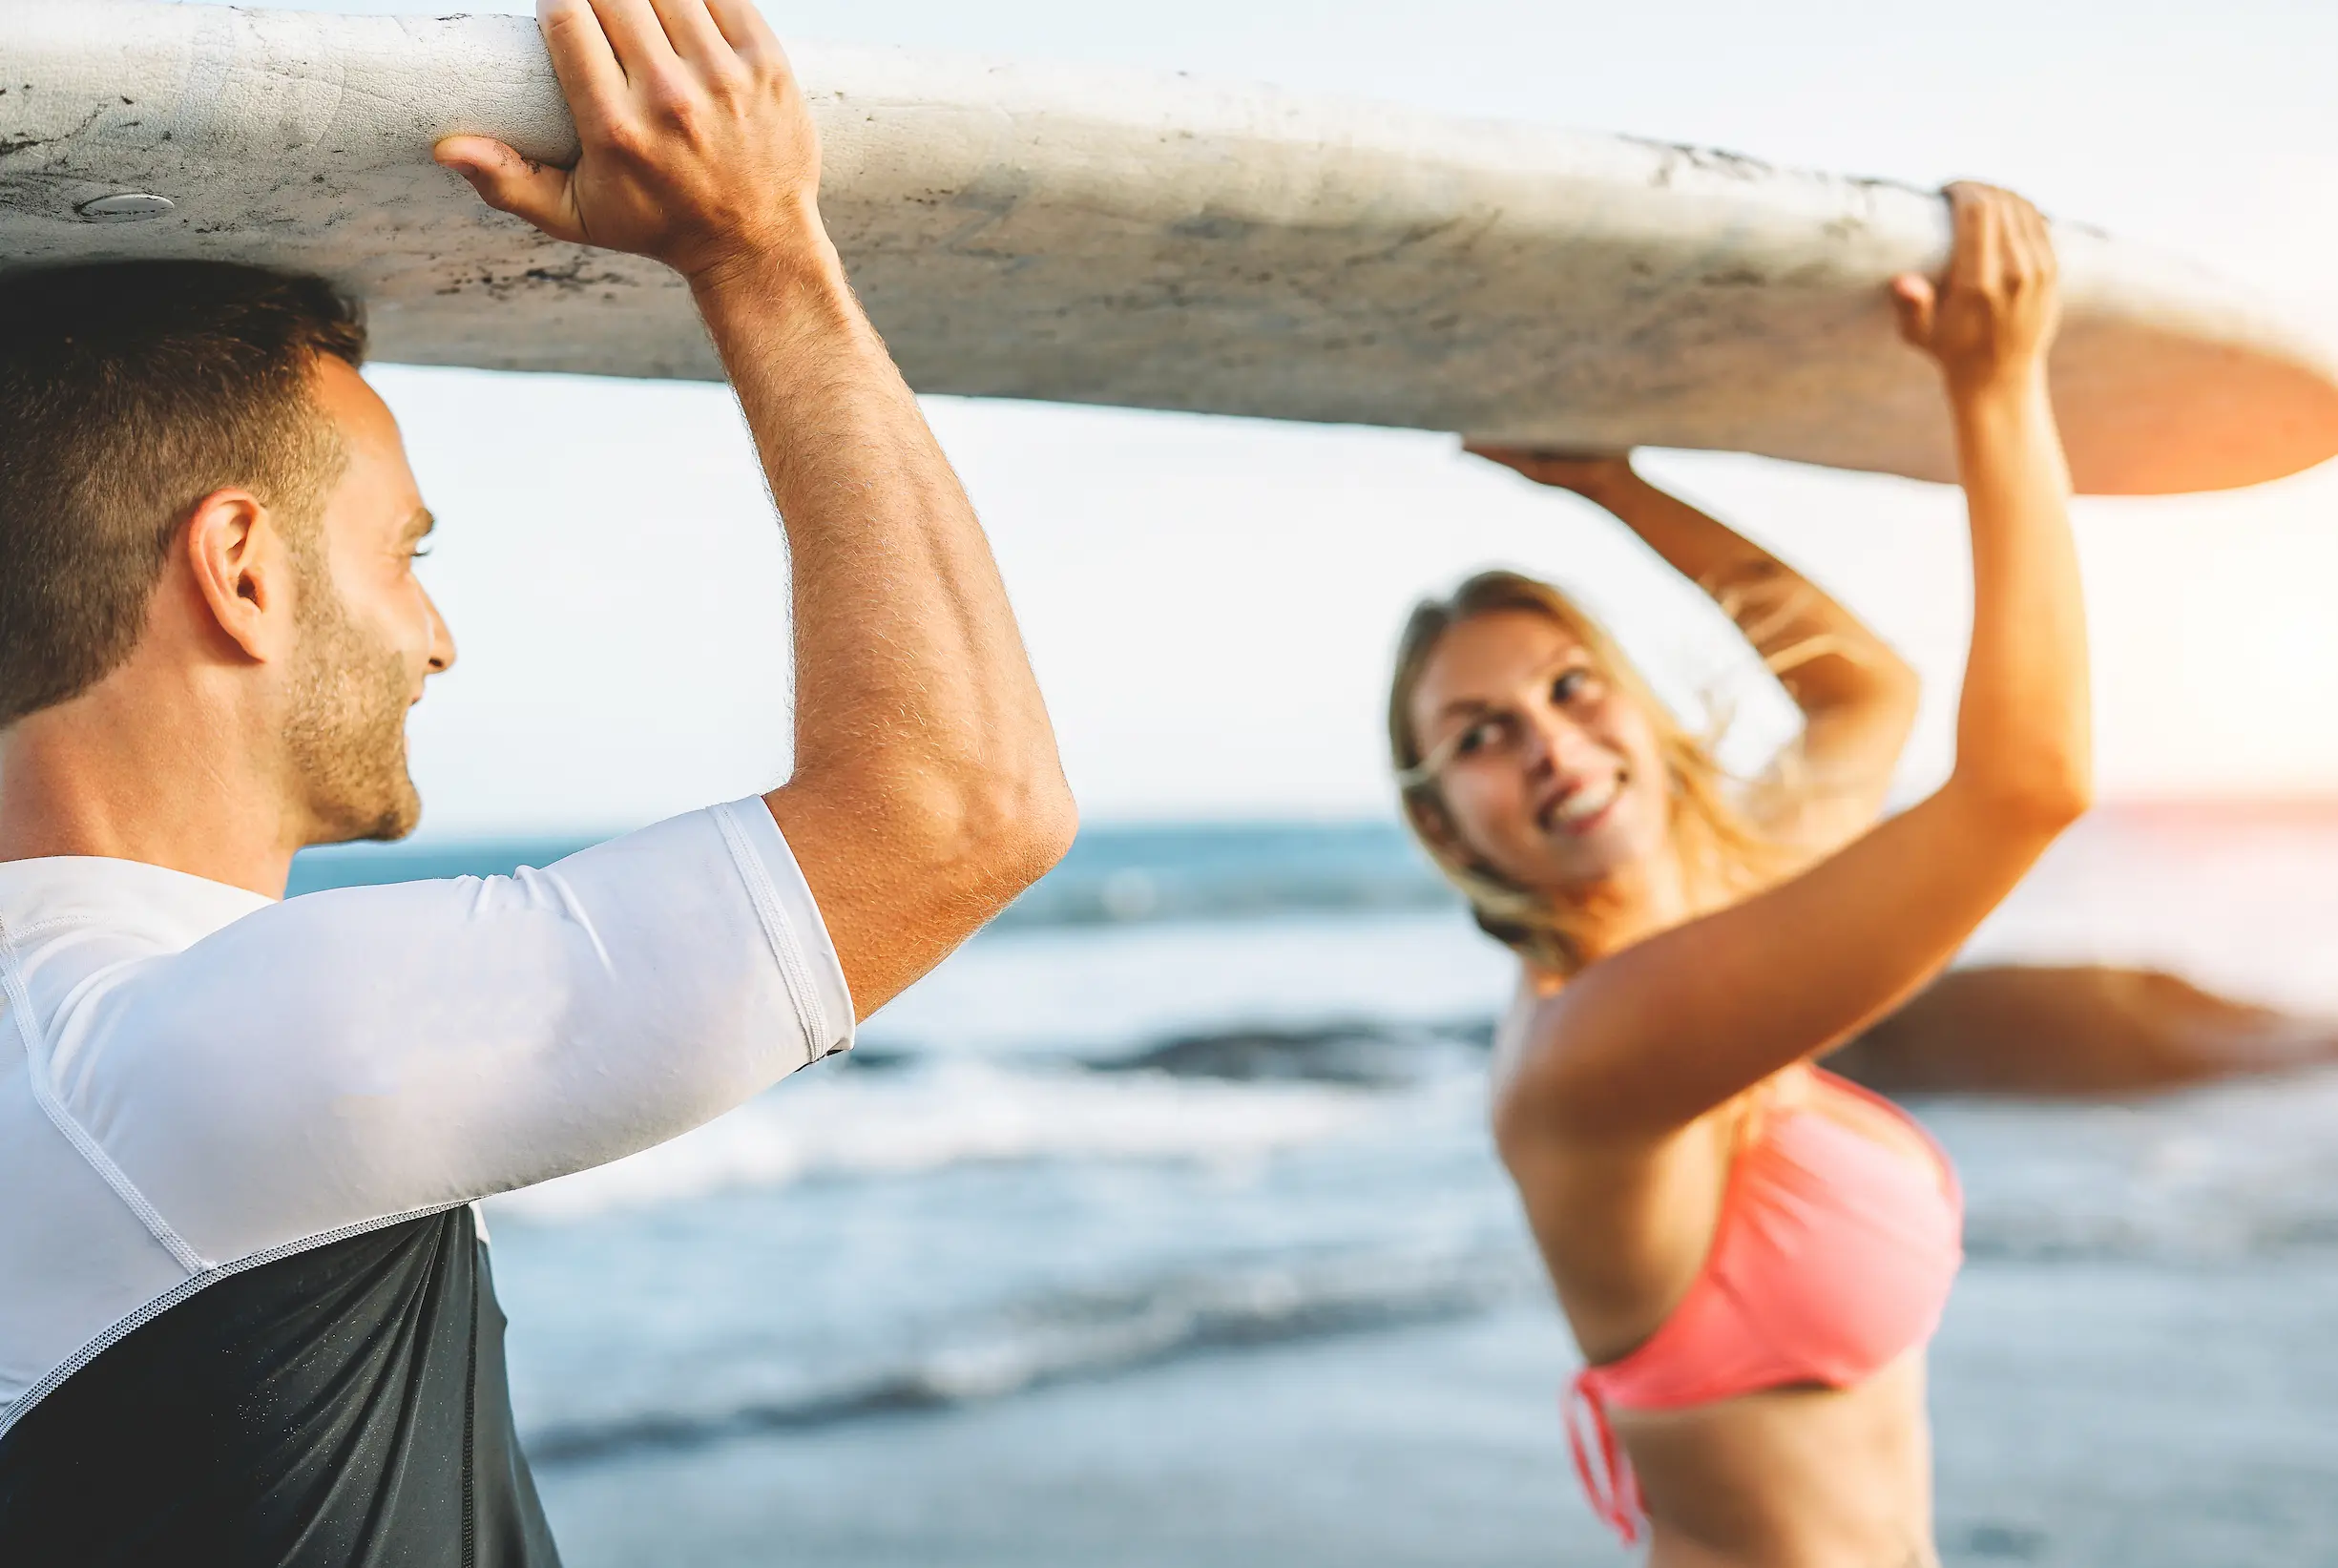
[
  {"x1": 1463, "y1": 445, "x2": 1638, "y2": 499},
  {"x1": 1889, "y1": 183, "x2": 2062, "y2": 397},
  {"x1": 1494, "y1": 181, "x2": 2084, "y2": 1149}
]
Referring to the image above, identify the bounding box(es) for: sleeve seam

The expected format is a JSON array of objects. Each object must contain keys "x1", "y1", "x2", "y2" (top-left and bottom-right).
[
  {"x1": 712, "y1": 801, "x2": 835, "y2": 1066},
  {"x1": 0, "y1": 916, "x2": 211, "y2": 1275},
  {"x1": 0, "y1": 1200, "x2": 470, "y2": 1445}
]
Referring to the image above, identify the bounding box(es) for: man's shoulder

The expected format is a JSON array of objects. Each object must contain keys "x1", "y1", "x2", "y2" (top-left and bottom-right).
[
  {"x1": 0, "y1": 855, "x2": 269, "y2": 960},
  {"x1": 0, "y1": 858, "x2": 272, "y2": 1090}
]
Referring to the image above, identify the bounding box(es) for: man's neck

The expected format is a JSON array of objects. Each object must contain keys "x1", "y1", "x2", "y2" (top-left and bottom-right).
[{"x1": 0, "y1": 679, "x2": 301, "y2": 900}]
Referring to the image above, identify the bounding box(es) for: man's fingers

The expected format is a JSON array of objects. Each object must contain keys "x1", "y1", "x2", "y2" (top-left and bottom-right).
[
  {"x1": 1889, "y1": 274, "x2": 1936, "y2": 348},
  {"x1": 702, "y1": 0, "x2": 785, "y2": 64},
  {"x1": 435, "y1": 136, "x2": 583, "y2": 241},
  {"x1": 538, "y1": 0, "x2": 627, "y2": 135},
  {"x1": 644, "y1": 0, "x2": 739, "y2": 71},
  {"x1": 585, "y1": 0, "x2": 683, "y2": 81}
]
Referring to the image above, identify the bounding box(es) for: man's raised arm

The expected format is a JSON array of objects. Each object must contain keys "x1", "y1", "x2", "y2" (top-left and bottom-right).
[{"x1": 438, "y1": 0, "x2": 1075, "y2": 1012}]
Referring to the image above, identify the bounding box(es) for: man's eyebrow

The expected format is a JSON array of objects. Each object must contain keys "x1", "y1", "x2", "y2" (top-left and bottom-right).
[{"x1": 406, "y1": 509, "x2": 437, "y2": 540}]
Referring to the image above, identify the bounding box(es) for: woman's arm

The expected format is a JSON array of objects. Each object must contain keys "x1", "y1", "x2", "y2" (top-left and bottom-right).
[
  {"x1": 1496, "y1": 183, "x2": 2090, "y2": 1150},
  {"x1": 1463, "y1": 449, "x2": 1919, "y2": 848}
]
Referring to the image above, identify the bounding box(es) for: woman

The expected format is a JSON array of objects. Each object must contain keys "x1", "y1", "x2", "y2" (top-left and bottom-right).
[{"x1": 1389, "y1": 183, "x2": 2086, "y2": 1564}]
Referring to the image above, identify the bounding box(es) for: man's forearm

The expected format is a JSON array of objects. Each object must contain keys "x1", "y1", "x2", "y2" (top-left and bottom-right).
[
  {"x1": 438, "y1": 0, "x2": 1074, "y2": 1013},
  {"x1": 694, "y1": 242, "x2": 1072, "y2": 1006},
  {"x1": 694, "y1": 246, "x2": 1054, "y2": 793}
]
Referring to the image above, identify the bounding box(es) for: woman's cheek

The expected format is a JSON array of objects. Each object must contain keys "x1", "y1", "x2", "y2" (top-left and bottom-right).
[{"x1": 1447, "y1": 778, "x2": 1513, "y2": 851}]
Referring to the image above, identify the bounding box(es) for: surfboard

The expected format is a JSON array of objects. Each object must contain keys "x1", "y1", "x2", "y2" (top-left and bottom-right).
[{"x1": 5, "y1": 2, "x2": 2335, "y2": 494}]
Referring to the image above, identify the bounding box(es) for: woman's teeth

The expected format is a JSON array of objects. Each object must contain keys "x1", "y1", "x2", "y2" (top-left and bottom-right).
[{"x1": 1552, "y1": 775, "x2": 1620, "y2": 826}]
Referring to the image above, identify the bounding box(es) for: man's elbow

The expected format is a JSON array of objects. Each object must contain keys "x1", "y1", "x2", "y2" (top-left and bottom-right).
[
  {"x1": 972, "y1": 763, "x2": 1079, "y2": 895},
  {"x1": 783, "y1": 749, "x2": 1077, "y2": 910},
  {"x1": 916, "y1": 757, "x2": 1078, "y2": 909}
]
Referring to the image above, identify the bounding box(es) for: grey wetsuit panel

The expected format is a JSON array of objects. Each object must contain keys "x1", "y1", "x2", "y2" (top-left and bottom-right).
[{"x1": 0, "y1": 1206, "x2": 558, "y2": 1567}]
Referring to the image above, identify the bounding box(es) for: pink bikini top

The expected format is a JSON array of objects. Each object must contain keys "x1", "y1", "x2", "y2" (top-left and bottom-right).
[{"x1": 1564, "y1": 1066, "x2": 1964, "y2": 1545}]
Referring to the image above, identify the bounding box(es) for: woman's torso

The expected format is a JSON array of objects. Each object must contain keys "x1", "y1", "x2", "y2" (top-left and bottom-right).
[
  {"x1": 1608, "y1": 1353, "x2": 1937, "y2": 1568},
  {"x1": 1495, "y1": 990, "x2": 1959, "y2": 1566}
]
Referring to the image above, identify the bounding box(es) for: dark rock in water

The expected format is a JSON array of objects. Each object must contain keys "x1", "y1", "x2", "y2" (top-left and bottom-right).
[
  {"x1": 857, "y1": 969, "x2": 2329, "y2": 1099},
  {"x1": 1827, "y1": 965, "x2": 2338, "y2": 1098},
  {"x1": 1103, "y1": 1022, "x2": 1483, "y2": 1087}
]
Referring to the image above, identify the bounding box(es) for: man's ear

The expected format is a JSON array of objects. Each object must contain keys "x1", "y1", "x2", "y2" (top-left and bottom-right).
[{"x1": 183, "y1": 489, "x2": 295, "y2": 664}]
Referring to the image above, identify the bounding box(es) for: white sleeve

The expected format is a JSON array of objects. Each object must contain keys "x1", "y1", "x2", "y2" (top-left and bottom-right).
[{"x1": 72, "y1": 799, "x2": 854, "y2": 1266}]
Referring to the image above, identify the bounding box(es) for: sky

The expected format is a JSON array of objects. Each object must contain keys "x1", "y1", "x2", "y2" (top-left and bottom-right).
[{"x1": 174, "y1": 0, "x2": 2338, "y2": 833}]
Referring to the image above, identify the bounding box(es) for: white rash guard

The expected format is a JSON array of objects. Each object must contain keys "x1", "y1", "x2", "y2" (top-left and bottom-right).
[{"x1": 0, "y1": 796, "x2": 853, "y2": 1440}]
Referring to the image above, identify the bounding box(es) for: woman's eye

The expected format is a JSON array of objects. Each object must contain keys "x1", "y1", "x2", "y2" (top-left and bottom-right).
[{"x1": 1552, "y1": 669, "x2": 1590, "y2": 702}]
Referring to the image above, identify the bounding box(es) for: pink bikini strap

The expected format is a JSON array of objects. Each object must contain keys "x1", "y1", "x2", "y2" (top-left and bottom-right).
[{"x1": 1564, "y1": 1370, "x2": 1644, "y2": 1546}]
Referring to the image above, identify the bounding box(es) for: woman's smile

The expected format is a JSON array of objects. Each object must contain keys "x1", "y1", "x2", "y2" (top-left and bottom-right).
[{"x1": 1537, "y1": 764, "x2": 1629, "y2": 836}]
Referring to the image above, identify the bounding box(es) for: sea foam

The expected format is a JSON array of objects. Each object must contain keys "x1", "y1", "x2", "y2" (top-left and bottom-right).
[{"x1": 491, "y1": 1059, "x2": 1390, "y2": 1223}]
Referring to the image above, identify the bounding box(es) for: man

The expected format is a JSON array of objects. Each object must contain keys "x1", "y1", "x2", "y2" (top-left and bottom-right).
[{"x1": 0, "y1": 1, "x2": 1075, "y2": 1560}]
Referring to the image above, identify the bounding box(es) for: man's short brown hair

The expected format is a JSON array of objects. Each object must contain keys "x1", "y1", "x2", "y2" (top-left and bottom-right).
[{"x1": 0, "y1": 261, "x2": 367, "y2": 729}]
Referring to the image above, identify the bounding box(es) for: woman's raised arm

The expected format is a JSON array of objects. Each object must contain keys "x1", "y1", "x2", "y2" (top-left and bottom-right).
[
  {"x1": 1496, "y1": 183, "x2": 2090, "y2": 1149},
  {"x1": 1462, "y1": 450, "x2": 1920, "y2": 849}
]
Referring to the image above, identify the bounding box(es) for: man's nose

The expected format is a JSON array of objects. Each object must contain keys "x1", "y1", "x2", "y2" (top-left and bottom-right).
[{"x1": 424, "y1": 591, "x2": 457, "y2": 675}]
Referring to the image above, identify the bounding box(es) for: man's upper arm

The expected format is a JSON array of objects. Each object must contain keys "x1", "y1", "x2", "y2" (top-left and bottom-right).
[{"x1": 79, "y1": 800, "x2": 852, "y2": 1265}]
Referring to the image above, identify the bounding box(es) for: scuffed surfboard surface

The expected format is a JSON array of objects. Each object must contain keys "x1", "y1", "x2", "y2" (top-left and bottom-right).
[{"x1": 4, "y1": 2, "x2": 2336, "y2": 493}]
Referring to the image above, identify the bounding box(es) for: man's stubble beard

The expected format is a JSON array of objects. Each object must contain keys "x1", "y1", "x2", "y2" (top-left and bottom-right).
[{"x1": 283, "y1": 560, "x2": 422, "y2": 846}]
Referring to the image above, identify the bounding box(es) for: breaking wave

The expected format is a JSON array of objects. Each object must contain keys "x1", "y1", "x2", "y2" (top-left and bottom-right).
[
  {"x1": 491, "y1": 1058, "x2": 1398, "y2": 1223},
  {"x1": 523, "y1": 1243, "x2": 1541, "y2": 1465}
]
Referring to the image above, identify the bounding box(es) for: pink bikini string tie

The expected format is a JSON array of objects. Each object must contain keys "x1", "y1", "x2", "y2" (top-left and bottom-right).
[{"x1": 1564, "y1": 1370, "x2": 1645, "y2": 1546}]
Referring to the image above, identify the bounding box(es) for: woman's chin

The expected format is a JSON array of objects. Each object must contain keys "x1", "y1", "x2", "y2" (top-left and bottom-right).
[
  {"x1": 1543, "y1": 805, "x2": 1665, "y2": 886},
  {"x1": 1515, "y1": 841, "x2": 1657, "y2": 903},
  {"x1": 1471, "y1": 801, "x2": 1667, "y2": 902}
]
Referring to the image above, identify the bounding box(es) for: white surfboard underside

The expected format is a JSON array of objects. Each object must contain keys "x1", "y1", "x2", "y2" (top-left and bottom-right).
[{"x1": 4, "y1": 2, "x2": 2335, "y2": 494}]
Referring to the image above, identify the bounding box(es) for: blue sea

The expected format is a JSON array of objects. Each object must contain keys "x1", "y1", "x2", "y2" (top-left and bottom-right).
[{"x1": 291, "y1": 809, "x2": 2338, "y2": 1566}]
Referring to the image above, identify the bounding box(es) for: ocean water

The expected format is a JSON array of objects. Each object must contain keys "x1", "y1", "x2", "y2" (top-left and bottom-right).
[{"x1": 292, "y1": 809, "x2": 2338, "y2": 1565}]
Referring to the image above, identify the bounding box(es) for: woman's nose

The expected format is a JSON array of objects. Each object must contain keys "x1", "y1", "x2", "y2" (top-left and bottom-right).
[
  {"x1": 1520, "y1": 706, "x2": 1584, "y2": 770},
  {"x1": 1522, "y1": 705, "x2": 1606, "y2": 776}
]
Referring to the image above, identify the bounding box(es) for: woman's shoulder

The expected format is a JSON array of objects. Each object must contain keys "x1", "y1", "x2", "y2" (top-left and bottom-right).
[{"x1": 1490, "y1": 964, "x2": 1563, "y2": 1096}]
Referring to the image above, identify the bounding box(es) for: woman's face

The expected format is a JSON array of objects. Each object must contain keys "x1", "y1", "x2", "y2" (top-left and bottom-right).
[{"x1": 1407, "y1": 609, "x2": 1673, "y2": 895}]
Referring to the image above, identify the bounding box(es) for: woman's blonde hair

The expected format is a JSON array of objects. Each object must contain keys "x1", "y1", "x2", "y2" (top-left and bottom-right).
[{"x1": 1388, "y1": 569, "x2": 1797, "y2": 974}]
